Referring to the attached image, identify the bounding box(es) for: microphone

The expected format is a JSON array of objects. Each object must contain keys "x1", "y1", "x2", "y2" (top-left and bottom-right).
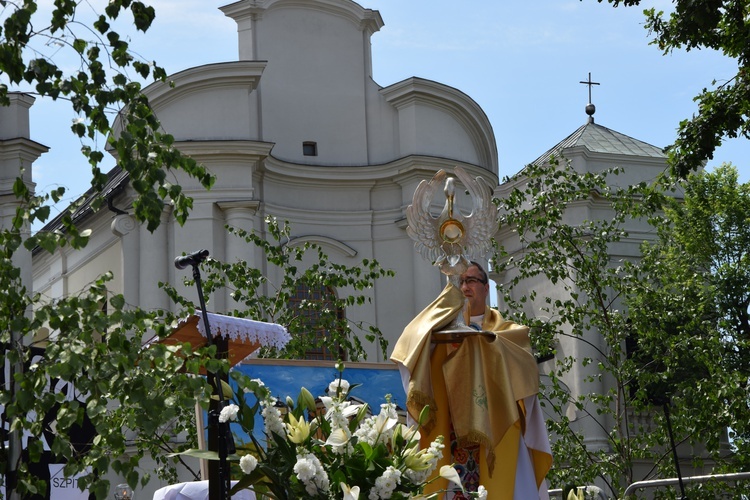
[{"x1": 174, "y1": 249, "x2": 210, "y2": 270}]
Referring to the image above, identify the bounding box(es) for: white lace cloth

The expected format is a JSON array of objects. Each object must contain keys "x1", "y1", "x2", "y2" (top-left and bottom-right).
[
  {"x1": 152, "y1": 481, "x2": 255, "y2": 500},
  {"x1": 194, "y1": 311, "x2": 290, "y2": 350}
]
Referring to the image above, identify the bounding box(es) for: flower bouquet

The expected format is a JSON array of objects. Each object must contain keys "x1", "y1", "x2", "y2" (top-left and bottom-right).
[{"x1": 213, "y1": 363, "x2": 487, "y2": 499}]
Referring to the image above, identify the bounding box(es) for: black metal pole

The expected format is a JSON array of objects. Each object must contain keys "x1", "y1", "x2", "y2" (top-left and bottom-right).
[
  {"x1": 176, "y1": 250, "x2": 232, "y2": 500},
  {"x1": 663, "y1": 402, "x2": 687, "y2": 499}
]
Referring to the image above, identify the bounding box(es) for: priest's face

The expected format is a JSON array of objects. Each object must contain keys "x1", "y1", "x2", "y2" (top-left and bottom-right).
[{"x1": 459, "y1": 264, "x2": 489, "y2": 316}]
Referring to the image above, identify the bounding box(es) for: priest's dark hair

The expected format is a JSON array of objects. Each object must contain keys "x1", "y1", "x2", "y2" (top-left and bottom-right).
[{"x1": 468, "y1": 260, "x2": 488, "y2": 284}]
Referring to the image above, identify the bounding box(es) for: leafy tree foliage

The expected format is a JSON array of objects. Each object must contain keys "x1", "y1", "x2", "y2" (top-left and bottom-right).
[
  {"x1": 0, "y1": 0, "x2": 215, "y2": 230},
  {"x1": 627, "y1": 164, "x2": 750, "y2": 480},
  {"x1": 0, "y1": 1, "x2": 220, "y2": 497},
  {"x1": 0, "y1": 175, "x2": 224, "y2": 498},
  {"x1": 596, "y1": 0, "x2": 750, "y2": 178},
  {"x1": 493, "y1": 158, "x2": 749, "y2": 498},
  {"x1": 494, "y1": 157, "x2": 657, "y2": 496}
]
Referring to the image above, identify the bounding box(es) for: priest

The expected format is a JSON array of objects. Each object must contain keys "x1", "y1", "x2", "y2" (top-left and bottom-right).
[{"x1": 391, "y1": 261, "x2": 552, "y2": 499}]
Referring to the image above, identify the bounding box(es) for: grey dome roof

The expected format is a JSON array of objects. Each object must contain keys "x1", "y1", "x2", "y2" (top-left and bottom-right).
[{"x1": 532, "y1": 121, "x2": 666, "y2": 166}]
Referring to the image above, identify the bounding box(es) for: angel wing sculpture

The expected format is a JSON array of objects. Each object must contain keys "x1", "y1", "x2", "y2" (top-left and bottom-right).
[
  {"x1": 406, "y1": 166, "x2": 498, "y2": 276},
  {"x1": 406, "y1": 166, "x2": 499, "y2": 339}
]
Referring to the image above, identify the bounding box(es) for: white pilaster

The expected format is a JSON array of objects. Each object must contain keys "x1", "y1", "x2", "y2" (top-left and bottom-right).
[
  {"x1": 138, "y1": 208, "x2": 172, "y2": 312},
  {"x1": 111, "y1": 214, "x2": 140, "y2": 308},
  {"x1": 217, "y1": 200, "x2": 260, "y2": 312}
]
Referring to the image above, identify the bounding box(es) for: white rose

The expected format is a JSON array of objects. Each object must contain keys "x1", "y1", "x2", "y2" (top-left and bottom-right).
[
  {"x1": 218, "y1": 404, "x2": 239, "y2": 423},
  {"x1": 328, "y1": 378, "x2": 350, "y2": 395},
  {"x1": 239, "y1": 454, "x2": 258, "y2": 474},
  {"x1": 477, "y1": 485, "x2": 488, "y2": 499}
]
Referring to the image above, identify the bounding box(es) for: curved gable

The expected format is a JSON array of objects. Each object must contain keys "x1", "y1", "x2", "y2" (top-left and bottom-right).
[
  {"x1": 140, "y1": 61, "x2": 266, "y2": 141},
  {"x1": 380, "y1": 77, "x2": 497, "y2": 174}
]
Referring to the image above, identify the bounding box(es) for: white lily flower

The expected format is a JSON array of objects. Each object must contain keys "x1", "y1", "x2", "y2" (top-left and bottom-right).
[
  {"x1": 325, "y1": 427, "x2": 350, "y2": 447},
  {"x1": 439, "y1": 465, "x2": 464, "y2": 491},
  {"x1": 328, "y1": 378, "x2": 350, "y2": 396},
  {"x1": 340, "y1": 482, "x2": 360, "y2": 500},
  {"x1": 342, "y1": 403, "x2": 364, "y2": 418},
  {"x1": 373, "y1": 411, "x2": 398, "y2": 434},
  {"x1": 319, "y1": 396, "x2": 334, "y2": 410},
  {"x1": 403, "y1": 423, "x2": 421, "y2": 443},
  {"x1": 285, "y1": 413, "x2": 311, "y2": 444}
]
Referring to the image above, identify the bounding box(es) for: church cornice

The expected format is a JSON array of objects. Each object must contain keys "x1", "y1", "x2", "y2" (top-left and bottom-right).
[
  {"x1": 557, "y1": 146, "x2": 669, "y2": 167},
  {"x1": 261, "y1": 154, "x2": 497, "y2": 187},
  {"x1": 221, "y1": 0, "x2": 384, "y2": 33},
  {"x1": 173, "y1": 140, "x2": 274, "y2": 160},
  {"x1": 143, "y1": 61, "x2": 267, "y2": 111},
  {"x1": 284, "y1": 235, "x2": 358, "y2": 257},
  {"x1": 216, "y1": 200, "x2": 261, "y2": 214},
  {"x1": 262, "y1": 202, "x2": 377, "y2": 226},
  {"x1": 0, "y1": 136, "x2": 50, "y2": 160}
]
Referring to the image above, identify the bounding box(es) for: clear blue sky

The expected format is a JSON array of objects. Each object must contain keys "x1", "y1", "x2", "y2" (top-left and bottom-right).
[{"x1": 24, "y1": 0, "x2": 749, "y2": 212}]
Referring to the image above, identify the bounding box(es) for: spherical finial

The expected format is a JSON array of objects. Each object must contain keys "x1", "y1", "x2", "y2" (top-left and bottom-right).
[{"x1": 585, "y1": 103, "x2": 596, "y2": 123}]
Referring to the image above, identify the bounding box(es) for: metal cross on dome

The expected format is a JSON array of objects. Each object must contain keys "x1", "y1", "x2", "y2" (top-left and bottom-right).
[{"x1": 579, "y1": 72, "x2": 600, "y2": 104}]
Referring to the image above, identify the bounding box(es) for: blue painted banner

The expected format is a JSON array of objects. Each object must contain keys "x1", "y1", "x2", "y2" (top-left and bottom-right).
[{"x1": 228, "y1": 359, "x2": 406, "y2": 443}]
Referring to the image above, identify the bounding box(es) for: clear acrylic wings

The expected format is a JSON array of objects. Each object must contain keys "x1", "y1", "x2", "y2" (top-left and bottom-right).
[{"x1": 406, "y1": 166, "x2": 498, "y2": 275}]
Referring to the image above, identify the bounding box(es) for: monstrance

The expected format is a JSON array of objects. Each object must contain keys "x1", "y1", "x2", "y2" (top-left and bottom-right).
[{"x1": 406, "y1": 166, "x2": 499, "y2": 343}]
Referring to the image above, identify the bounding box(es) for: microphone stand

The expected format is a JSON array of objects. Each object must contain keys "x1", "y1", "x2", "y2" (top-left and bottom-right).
[
  {"x1": 177, "y1": 251, "x2": 233, "y2": 500},
  {"x1": 663, "y1": 401, "x2": 687, "y2": 499}
]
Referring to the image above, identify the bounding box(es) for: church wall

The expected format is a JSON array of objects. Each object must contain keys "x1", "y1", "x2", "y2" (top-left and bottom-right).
[
  {"x1": 260, "y1": 203, "x2": 375, "y2": 256},
  {"x1": 260, "y1": 175, "x2": 376, "y2": 212},
  {"x1": 172, "y1": 140, "x2": 269, "y2": 196},
  {"x1": 168, "y1": 198, "x2": 227, "y2": 311},
  {"x1": 411, "y1": 105, "x2": 480, "y2": 165},
  {"x1": 277, "y1": 231, "x2": 381, "y2": 361},
  {"x1": 381, "y1": 78, "x2": 496, "y2": 172},
  {"x1": 33, "y1": 210, "x2": 126, "y2": 303},
  {"x1": 568, "y1": 149, "x2": 669, "y2": 190},
  {"x1": 252, "y1": 7, "x2": 370, "y2": 164},
  {"x1": 133, "y1": 213, "x2": 168, "y2": 312},
  {"x1": 369, "y1": 206, "x2": 447, "y2": 358},
  {"x1": 494, "y1": 147, "x2": 674, "y2": 458},
  {"x1": 0, "y1": 95, "x2": 46, "y2": 305},
  {"x1": 495, "y1": 239, "x2": 617, "y2": 453},
  {"x1": 197, "y1": 163, "x2": 257, "y2": 202},
  {"x1": 364, "y1": 78, "x2": 400, "y2": 165},
  {"x1": 367, "y1": 179, "x2": 402, "y2": 213},
  {"x1": 388, "y1": 98, "x2": 482, "y2": 166},
  {"x1": 369, "y1": 236, "x2": 416, "y2": 356},
  {"x1": 67, "y1": 240, "x2": 123, "y2": 299},
  {"x1": 153, "y1": 85, "x2": 255, "y2": 141},
  {"x1": 368, "y1": 180, "x2": 443, "y2": 356},
  {"x1": 33, "y1": 247, "x2": 66, "y2": 299}
]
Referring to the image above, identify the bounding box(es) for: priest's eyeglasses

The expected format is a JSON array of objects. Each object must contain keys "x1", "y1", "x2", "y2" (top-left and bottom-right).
[{"x1": 459, "y1": 277, "x2": 486, "y2": 286}]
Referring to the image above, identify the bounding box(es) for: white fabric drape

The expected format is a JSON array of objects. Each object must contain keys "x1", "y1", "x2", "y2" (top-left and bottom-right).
[{"x1": 194, "y1": 311, "x2": 291, "y2": 350}]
